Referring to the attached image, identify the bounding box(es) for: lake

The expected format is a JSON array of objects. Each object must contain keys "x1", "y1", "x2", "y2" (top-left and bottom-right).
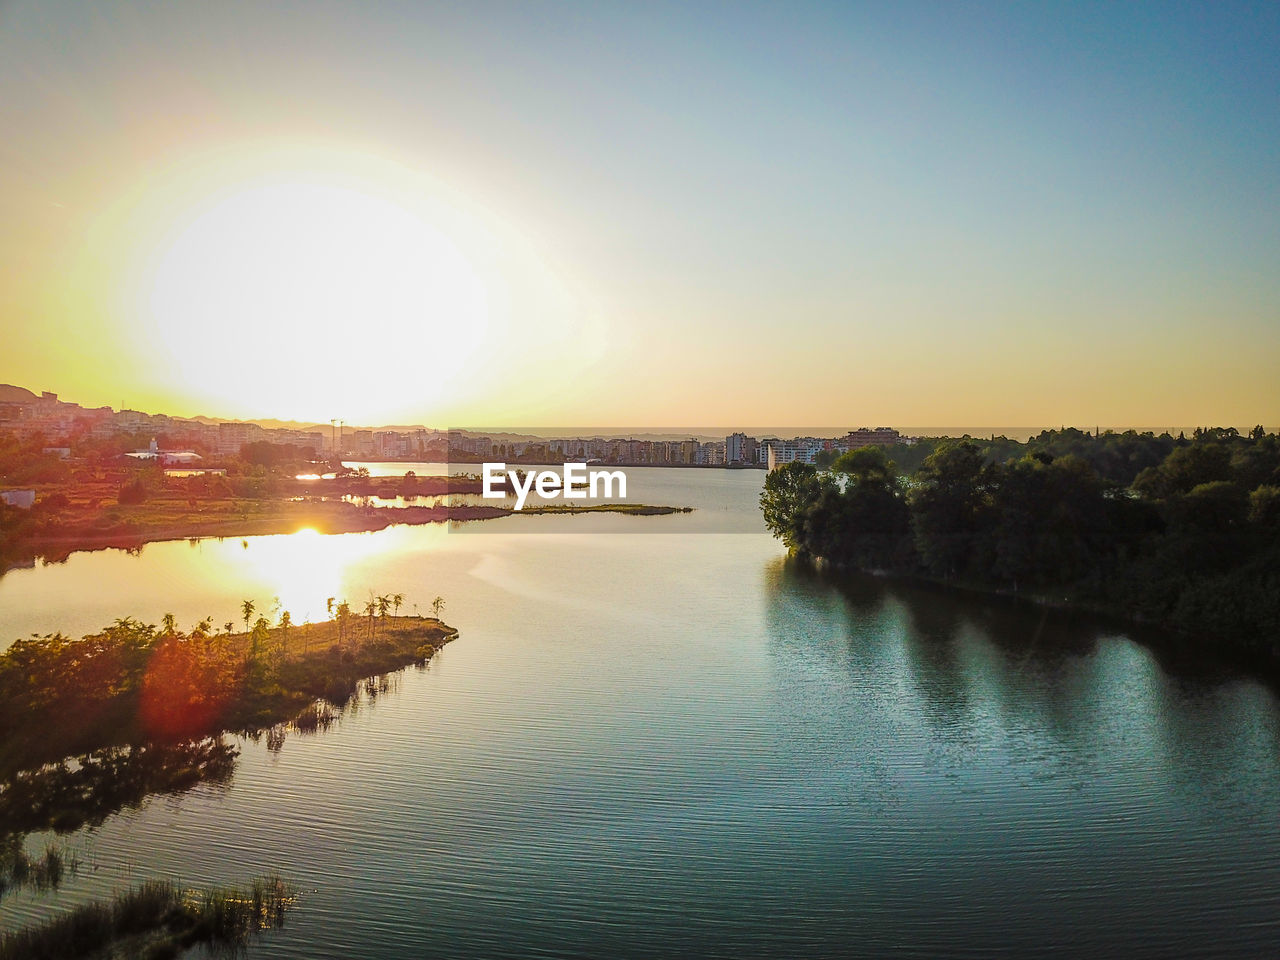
[{"x1": 2, "y1": 467, "x2": 1278, "y2": 958}]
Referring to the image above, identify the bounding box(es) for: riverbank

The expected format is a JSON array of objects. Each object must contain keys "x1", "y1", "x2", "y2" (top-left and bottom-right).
[
  {"x1": 801, "y1": 554, "x2": 1280, "y2": 679},
  {"x1": 0, "y1": 614, "x2": 457, "y2": 778},
  {"x1": 1, "y1": 497, "x2": 693, "y2": 569},
  {"x1": 0, "y1": 875, "x2": 291, "y2": 960}
]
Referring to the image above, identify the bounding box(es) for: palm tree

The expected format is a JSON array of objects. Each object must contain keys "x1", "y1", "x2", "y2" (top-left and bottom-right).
[
  {"x1": 248, "y1": 616, "x2": 270, "y2": 670},
  {"x1": 161, "y1": 613, "x2": 178, "y2": 636},
  {"x1": 377, "y1": 594, "x2": 391, "y2": 620},
  {"x1": 336, "y1": 601, "x2": 352, "y2": 648},
  {"x1": 431, "y1": 596, "x2": 446, "y2": 618},
  {"x1": 241, "y1": 599, "x2": 256, "y2": 634},
  {"x1": 363, "y1": 599, "x2": 376, "y2": 642},
  {"x1": 391, "y1": 593, "x2": 404, "y2": 617},
  {"x1": 277, "y1": 611, "x2": 292, "y2": 665}
]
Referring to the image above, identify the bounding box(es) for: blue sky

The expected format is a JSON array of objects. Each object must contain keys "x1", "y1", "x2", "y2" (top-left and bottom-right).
[{"x1": 1, "y1": 1, "x2": 1276, "y2": 426}]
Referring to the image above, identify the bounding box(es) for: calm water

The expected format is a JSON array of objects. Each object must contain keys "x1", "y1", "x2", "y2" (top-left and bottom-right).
[{"x1": 2, "y1": 469, "x2": 1279, "y2": 958}]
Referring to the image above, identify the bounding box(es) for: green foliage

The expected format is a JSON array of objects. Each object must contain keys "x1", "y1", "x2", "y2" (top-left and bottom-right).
[
  {"x1": 0, "y1": 836, "x2": 74, "y2": 901},
  {"x1": 759, "y1": 428, "x2": 1280, "y2": 663},
  {"x1": 908, "y1": 441, "x2": 991, "y2": 579},
  {"x1": 0, "y1": 605, "x2": 454, "y2": 778},
  {"x1": 239, "y1": 440, "x2": 317, "y2": 466},
  {"x1": 760, "y1": 461, "x2": 831, "y2": 552},
  {"x1": 117, "y1": 477, "x2": 148, "y2": 505},
  {"x1": 831, "y1": 445, "x2": 897, "y2": 484},
  {"x1": 0, "y1": 434, "x2": 72, "y2": 484},
  {"x1": 0, "y1": 875, "x2": 291, "y2": 960}
]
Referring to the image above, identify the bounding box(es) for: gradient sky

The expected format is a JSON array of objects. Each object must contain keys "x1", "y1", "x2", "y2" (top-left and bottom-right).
[{"x1": 1, "y1": 1, "x2": 1277, "y2": 428}]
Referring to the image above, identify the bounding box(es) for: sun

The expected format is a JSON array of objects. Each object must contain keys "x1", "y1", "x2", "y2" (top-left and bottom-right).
[{"x1": 139, "y1": 169, "x2": 492, "y2": 422}]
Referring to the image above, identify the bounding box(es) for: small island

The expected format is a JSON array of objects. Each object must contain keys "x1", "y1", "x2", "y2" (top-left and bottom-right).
[
  {"x1": 0, "y1": 599, "x2": 457, "y2": 779},
  {"x1": 0, "y1": 597, "x2": 454, "y2": 958}
]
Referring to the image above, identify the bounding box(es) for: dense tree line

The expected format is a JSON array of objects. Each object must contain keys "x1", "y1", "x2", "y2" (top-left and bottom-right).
[{"x1": 762, "y1": 428, "x2": 1280, "y2": 664}]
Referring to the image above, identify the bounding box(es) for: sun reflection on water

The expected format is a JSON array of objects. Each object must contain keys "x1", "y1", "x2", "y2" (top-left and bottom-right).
[{"x1": 230, "y1": 527, "x2": 388, "y2": 624}]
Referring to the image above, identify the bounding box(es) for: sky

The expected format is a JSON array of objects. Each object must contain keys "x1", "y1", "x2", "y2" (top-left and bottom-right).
[{"x1": 1, "y1": 0, "x2": 1277, "y2": 429}]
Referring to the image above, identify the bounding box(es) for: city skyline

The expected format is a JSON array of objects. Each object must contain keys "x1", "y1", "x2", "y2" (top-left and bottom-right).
[
  {"x1": 3, "y1": 2, "x2": 1278, "y2": 427},
  {"x1": 1, "y1": 379, "x2": 1259, "y2": 445}
]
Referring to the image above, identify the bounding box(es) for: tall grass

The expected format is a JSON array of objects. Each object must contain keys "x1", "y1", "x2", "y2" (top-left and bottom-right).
[
  {"x1": 0, "y1": 838, "x2": 76, "y2": 900},
  {"x1": 292, "y1": 700, "x2": 337, "y2": 732},
  {"x1": 0, "y1": 876, "x2": 292, "y2": 960}
]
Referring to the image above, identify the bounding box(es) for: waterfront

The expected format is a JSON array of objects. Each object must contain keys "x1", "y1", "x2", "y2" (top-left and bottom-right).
[{"x1": 2, "y1": 468, "x2": 1279, "y2": 958}]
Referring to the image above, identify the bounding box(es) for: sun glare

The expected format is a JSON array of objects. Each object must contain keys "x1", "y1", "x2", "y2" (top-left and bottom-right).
[
  {"x1": 141, "y1": 172, "x2": 491, "y2": 422},
  {"x1": 233, "y1": 526, "x2": 381, "y2": 623}
]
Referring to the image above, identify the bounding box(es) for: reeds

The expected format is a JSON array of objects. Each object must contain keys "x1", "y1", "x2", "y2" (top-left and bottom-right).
[
  {"x1": 0, "y1": 838, "x2": 75, "y2": 900},
  {"x1": 0, "y1": 876, "x2": 292, "y2": 960},
  {"x1": 292, "y1": 700, "x2": 337, "y2": 732}
]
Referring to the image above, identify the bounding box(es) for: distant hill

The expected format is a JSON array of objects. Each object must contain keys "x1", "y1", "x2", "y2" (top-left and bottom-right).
[{"x1": 0, "y1": 384, "x2": 38, "y2": 403}]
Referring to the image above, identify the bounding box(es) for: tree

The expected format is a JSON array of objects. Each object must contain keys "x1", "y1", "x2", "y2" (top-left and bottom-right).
[
  {"x1": 335, "y1": 602, "x2": 352, "y2": 648},
  {"x1": 431, "y1": 596, "x2": 446, "y2": 618},
  {"x1": 803, "y1": 449, "x2": 911, "y2": 568},
  {"x1": 118, "y1": 477, "x2": 147, "y2": 505},
  {"x1": 908, "y1": 441, "x2": 991, "y2": 579},
  {"x1": 241, "y1": 600, "x2": 256, "y2": 635},
  {"x1": 246, "y1": 617, "x2": 271, "y2": 680},
  {"x1": 391, "y1": 593, "x2": 404, "y2": 617},
  {"x1": 831, "y1": 446, "x2": 896, "y2": 486},
  {"x1": 988, "y1": 454, "x2": 1109, "y2": 588},
  {"x1": 1133, "y1": 442, "x2": 1232, "y2": 499},
  {"x1": 760, "y1": 462, "x2": 830, "y2": 552},
  {"x1": 161, "y1": 613, "x2": 178, "y2": 636},
  {"x1": 275, "y1": 611, "x2": 292, "y2": 667}
]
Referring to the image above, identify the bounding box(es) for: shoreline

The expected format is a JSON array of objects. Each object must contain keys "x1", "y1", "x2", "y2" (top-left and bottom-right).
[
  {"x1": 1, "y1": 500, "x2": 692, "y2": 570},
  {"x1": 801, "y1": 555, "x2": 1280, "y2": 680},
  {"x1": 0, "y1": 614, "x2": 459, "y2": 780}
]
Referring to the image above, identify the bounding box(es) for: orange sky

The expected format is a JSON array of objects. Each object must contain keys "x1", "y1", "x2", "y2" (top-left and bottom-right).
[{"x1": 2, "y1": 2, "x2": 1277, "y2": 430}]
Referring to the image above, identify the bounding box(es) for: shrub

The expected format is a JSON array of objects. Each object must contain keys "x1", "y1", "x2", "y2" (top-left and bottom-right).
[{"x1": 118, "y1": 478, "x2": 147, "y2": 505}]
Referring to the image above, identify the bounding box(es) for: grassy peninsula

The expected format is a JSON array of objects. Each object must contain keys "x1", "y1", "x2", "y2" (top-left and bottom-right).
[
  {"x1": 0, "y1": 600, "x2": 445, "y2": 959},
  {"x1": 0, "y1": 604, "x2": 457, "y2": 779}
]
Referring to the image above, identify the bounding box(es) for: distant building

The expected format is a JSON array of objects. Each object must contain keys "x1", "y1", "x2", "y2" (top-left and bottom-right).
[
  {"x1": 700, "y1": 441, "x2": 726, "y2": 465},
  {"x1": 842, "y1": 427, "x2": 900, "y2": 448},
  {"x1": 216, "y1": 422, "x2": 266, "y2": 455},
  {"x1": 0, "y1": 489, "x2": 36, "y2": 509},
  {"x1": 126, "y1": 437, "x2": 203, "y2": 466},
  {"x1": 374, "y1": 431, "x2": 412, "y2": 458},
  {"x1": 164, "y1": 467, "x2": 227, "y2": 477},
  {"x1": 726, "y1": 432, "x2": 758, "y2": 465},
  {"x1": 761, "y1": 437, "x2": 826, "y2": 468}
]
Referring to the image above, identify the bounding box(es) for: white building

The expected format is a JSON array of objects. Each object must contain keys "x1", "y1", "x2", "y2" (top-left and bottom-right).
[{"x1": 0, "y1": 489, "x2": 36, "y2": 509}]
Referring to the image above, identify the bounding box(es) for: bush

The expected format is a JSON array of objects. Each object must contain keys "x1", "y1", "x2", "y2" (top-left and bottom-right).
[
  {"x1": 39, "y1": 493, "x2": 70, "y2": 511},
  {"x1": 118, "y1": 478, "x2": 147, "y2": 505}
]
